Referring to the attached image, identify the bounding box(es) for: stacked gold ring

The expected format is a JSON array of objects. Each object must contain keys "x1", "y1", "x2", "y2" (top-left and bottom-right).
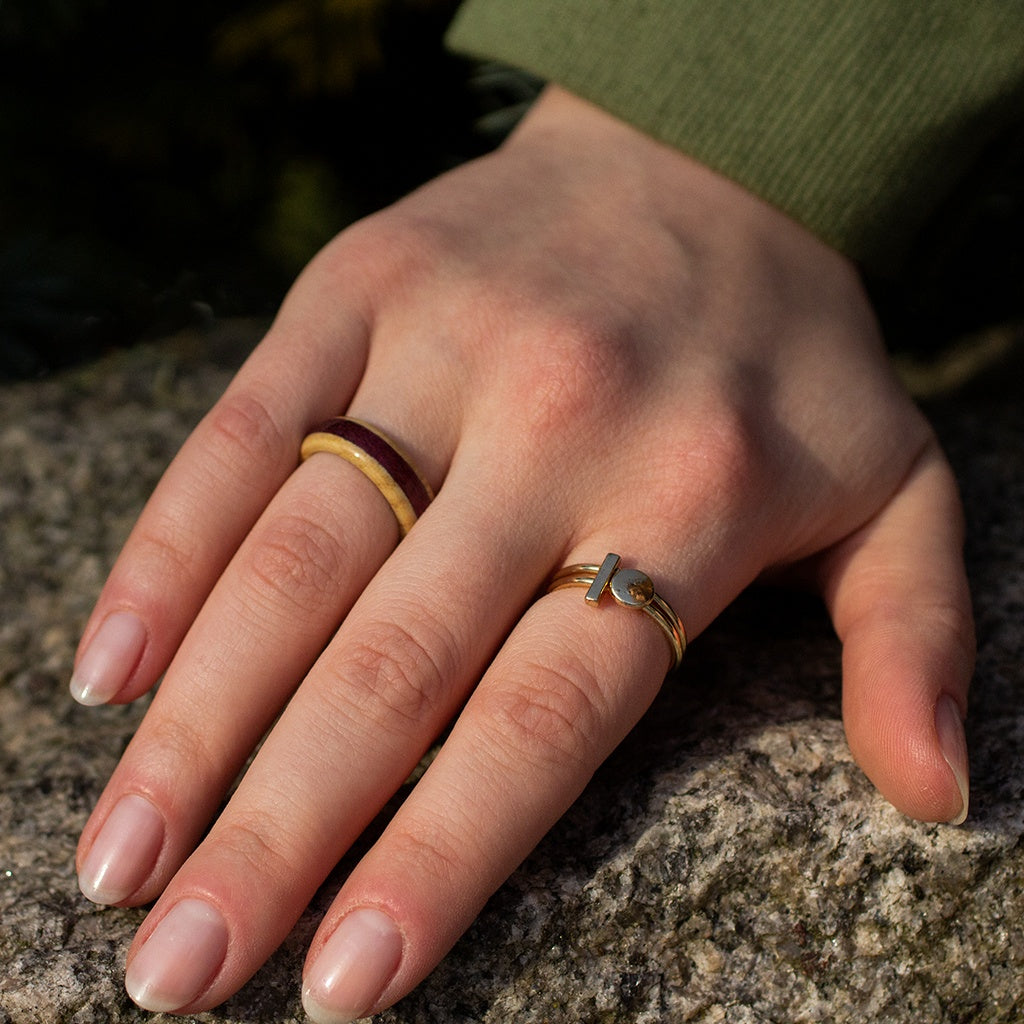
[{"x1": 548, "y1": 553, "x2": 686, "y2": 671}]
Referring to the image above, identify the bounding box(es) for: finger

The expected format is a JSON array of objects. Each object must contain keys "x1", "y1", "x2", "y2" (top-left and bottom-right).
[
  {"x1": 73, "y1": 443, "x2": 404, "y2": 908},
  {"x1": 75, "y1": 317, "x2": 472, "y2": 908},
  {"x1": 115, "y1": 469, "x2": 560, "y2": 1014},
  {"x1": 299, "y1": 551, "x2": 675, "y2": 1024},
  {"x1": 69, "y1": 241, "x2": 376, "y2": 708},
  {"x1": 818, "y1": 441, "x2": 974, "y2": 824}
]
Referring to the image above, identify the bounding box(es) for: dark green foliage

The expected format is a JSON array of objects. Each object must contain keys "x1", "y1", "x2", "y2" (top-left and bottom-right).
[{"x1": 0, "y1": 0, "x2": 493, "y2": 376}]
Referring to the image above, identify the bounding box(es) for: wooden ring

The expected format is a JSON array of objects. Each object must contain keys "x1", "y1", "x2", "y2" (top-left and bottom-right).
[{"x1": 300, "y1": 417, "x2": 434, "y2": 537}]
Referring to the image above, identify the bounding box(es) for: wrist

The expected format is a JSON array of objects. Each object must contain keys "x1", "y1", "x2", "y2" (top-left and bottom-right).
[{"x1": 507, "y1": 85, "x2": 870, "y2": 323}]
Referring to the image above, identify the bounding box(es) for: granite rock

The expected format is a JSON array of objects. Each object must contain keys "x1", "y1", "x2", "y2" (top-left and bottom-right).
[{"x1": 1, "y1": 324, "x2": 1022, "y2": 1024}]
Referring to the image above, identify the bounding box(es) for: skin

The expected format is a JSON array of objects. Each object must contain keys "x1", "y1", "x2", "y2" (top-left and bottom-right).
[{"x1": 73, "y1": 86, "x2": 973, "y2": 1016}]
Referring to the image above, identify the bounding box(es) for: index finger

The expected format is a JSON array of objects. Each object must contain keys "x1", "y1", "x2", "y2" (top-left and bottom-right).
[{"x1": 69, "y1": 248, "x2": 374, "y2": 707}]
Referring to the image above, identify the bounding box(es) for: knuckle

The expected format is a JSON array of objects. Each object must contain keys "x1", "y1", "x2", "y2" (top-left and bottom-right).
[
  {"x1": 201, "y1": 390, "x2": 290, "y2": 479},
  {"x1": 339, "y1": 615, "x2": 453, "y2": 734},
  {"x1": 505, "y1": 315, "x2": 640, "y2": 443},
  {"x1": 134, "y1": 713, "x2": 222, "y2": 810},
  {"x1": 481, "y1": 660, "x2": 607, "y2": 773},
  {"x1": 922, "y1": 598, "x2": 976, "y2": 668},
  {"x1": 127, "y1": 512, "x2": 204, "y2": 594},
  {"x1": 690, "y1": 405, "x2": 764, "y2": 502},
  {"x1": 246, "y1": 510, "x2": 344, "y2": 615},
  {"x1": 383, "y1": 824, "x2": 464, "y2": 890},
  {"x1": 330, "y1": 207, "x2": 446, "y2": 290},
  {"x1": 212, "y1": 812, "x2": 300, "y2": 880},
  {"x1": 656, "y1": 400, "x2": 767, "y2": 524}
]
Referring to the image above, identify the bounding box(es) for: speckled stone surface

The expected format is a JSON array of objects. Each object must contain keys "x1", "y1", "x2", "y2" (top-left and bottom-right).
[{"x1": 1, "y1": 324, "x2": 1022, "y2": 1024}]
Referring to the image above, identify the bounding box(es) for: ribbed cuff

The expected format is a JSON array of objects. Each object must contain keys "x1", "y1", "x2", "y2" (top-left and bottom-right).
[{"x1": 448, "y1": 0, "x2": 1024, "y2": 275}]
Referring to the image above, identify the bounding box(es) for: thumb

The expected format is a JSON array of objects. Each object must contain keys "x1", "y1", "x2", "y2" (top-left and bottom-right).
[{"x1": 817, "y1": 441, "x2": 974, "y2": 824}]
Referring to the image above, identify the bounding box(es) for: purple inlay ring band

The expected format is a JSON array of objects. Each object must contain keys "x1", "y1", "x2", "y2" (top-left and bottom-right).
[{"x1": 300, "y1": 417, "x2": 434, "y2": 538}]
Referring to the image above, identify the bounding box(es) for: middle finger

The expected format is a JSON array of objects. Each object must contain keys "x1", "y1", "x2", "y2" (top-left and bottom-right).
[
  {"x1": 114, "y1": 454, "x2": 562, "y2": 1013},
  {"x1": 76, "y1": 428, "x2": 422, "y2": 908}
]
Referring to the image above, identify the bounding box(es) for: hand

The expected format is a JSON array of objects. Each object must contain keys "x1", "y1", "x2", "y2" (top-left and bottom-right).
[{"x1": 71, "y1": 86, "x2": 973, "y2": 1020}]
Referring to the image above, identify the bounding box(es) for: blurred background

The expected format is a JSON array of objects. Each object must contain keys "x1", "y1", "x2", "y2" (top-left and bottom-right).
[
  {"x1": 0, "y1": 0, "x2": 1020, "y2": 379},
  {"x1": 0, "y1": 0, "x2": 541, "y2": 377}
]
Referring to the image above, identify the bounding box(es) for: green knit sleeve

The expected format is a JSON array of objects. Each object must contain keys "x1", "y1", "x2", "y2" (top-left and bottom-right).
[{"x1": 446, "y1": 0, "x2": 1024, "y2": 275}]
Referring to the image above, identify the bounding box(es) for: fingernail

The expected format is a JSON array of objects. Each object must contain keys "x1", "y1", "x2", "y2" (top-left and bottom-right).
[
  {"x1": 70, "y1": 611, "x2": 147, "y2": 705},
  {"x1": 125, "y1": 899, "x2": 229, "y2": 1013},
  {"x1": 302, "y1": 908, "x2": 404, "y2": 1024},
  {"x1": 78, "y1": 794, "x2": 164, "y2": 905},
  {"x1": 935, "y1": 694, "x2": 970, "y2": 826}
]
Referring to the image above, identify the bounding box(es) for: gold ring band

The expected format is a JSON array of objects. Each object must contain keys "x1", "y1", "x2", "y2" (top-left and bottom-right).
[
  {"x1": 300, "y1": 417, "x2": 434, "y2": 538},
  {"x1": 548, "y1": 553, "x2": 686, "y2": 671}
]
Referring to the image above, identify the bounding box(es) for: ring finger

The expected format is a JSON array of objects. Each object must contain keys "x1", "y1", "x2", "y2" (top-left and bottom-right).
[{"x1": 300, "y1": 542, "x2": 690, "y2": 1022}]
